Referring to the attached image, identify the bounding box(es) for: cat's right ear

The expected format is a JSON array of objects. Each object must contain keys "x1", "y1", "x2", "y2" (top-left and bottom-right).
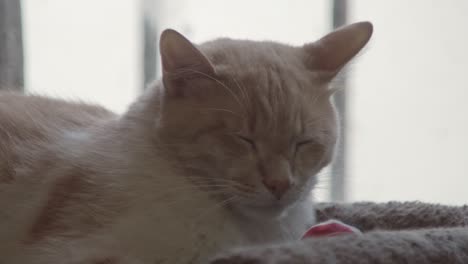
[
  {"x1": 160, "y1": 29, "x2": 215, "y2": 80},
  {"x1": 303, "y1": 21, "x2": 373, "y2": 80}
]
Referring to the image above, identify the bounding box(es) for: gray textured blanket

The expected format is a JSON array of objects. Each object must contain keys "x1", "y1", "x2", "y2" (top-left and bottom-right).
[{"x1": 211, "y1": 202, "x2": 468, "y2": 264}]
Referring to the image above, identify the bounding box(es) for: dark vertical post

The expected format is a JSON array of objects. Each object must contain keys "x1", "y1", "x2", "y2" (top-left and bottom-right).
[
  {"x1": 330, "y1": 0, "x2": 347, "y2": 202},
  {"x1": 142, "y1": 0, "x2": 158, "y2": 89},
  {"x1": 0, "y1": 0, "x2": 23, "y2": 91}
]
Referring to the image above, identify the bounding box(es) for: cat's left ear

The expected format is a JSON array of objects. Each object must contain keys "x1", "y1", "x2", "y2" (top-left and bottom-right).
[
  {"x1": 160, "y1": 29, "x2": 215, "y2": 78},
  {"x1": 303, "y1": 21, "x2": 373, "y2": 80}
]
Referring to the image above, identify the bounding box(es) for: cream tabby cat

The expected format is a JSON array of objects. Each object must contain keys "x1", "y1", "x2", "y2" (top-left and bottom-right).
[{"x1": 0, "y1": 22, "x2": 372, "y2": 263}]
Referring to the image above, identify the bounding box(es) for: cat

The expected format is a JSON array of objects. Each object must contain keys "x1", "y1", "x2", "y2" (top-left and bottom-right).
[{"x1": 0, "y1": 21, "x2": 372, "y2": 263}]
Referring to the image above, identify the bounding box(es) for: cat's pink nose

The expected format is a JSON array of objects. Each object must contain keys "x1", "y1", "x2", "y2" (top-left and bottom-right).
[{"x1": 262, "y1": 178, "x2": 291, "y2": 200}]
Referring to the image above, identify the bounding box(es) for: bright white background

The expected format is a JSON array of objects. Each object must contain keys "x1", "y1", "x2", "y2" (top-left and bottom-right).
[
  {"x1": 349, "y1": 1, "x2": 468, "y2": 205},
  {"x1": 22, "y1": 0, "x2": 468, "y2": 205}
]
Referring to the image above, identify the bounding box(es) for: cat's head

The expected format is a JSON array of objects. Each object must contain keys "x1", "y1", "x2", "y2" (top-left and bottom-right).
[{"x1": 151, "y1": 22, "x2": 372, "y2": 218}]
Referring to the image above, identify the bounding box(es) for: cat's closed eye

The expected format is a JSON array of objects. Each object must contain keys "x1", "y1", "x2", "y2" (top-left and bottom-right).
[
  {"x1": 294, "y1": 140, "x2": 314, "y2": 155},
  {"x1": 236, "y1": 135, "x2": 256, "y2": 150}
]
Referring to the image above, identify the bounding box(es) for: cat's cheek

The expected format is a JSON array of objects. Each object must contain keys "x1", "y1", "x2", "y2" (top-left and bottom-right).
[
  {"x1": 293, "y1": 158, "x2": 321, "y2": 187},
  {"x1": 294, "y1": 153, "x2": 315, "y2": 172},
  {"x1": 296, "y1": 145, "x2": 328, "y2": 170}
]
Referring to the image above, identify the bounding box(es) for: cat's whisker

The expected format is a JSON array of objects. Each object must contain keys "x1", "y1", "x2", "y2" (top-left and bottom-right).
[
  {"x1": 232, "y1": 193, "x2": 257, "y2": 201},
  {"x1": 155, "y1": 192, "x2": 234, "y2": 210},
  {"x1": 158, "y1": 192, "x2": 232, "y2": 209},
  {"x1": 192, "y1": 195, "x2": 239, "y2": 224},
  {"x1": 232, "y1": 185, "x2": 257, "y2": 194},
  {"x1": 156, "y1": 192, "x2": 236, "y2": 217},
  {"x1": 192, "y1": 178, "x2": 248, "y2": 187},
  {"x1": 150, "y1": 176, "x2": 246, "y2": 192},
  {"x1": 229, "y1": 185, "x2": 260, "y2": 197},
  {"x1": 152, "y1": 184, "x2": 234, "y2": 201},
  {"x1": 188, "y1": 180, "x2": 240, "y2": 187},
  {"x1": 198, "y1": 107, "x2": 243, "y2": 118},
  {"x1": 187, "y1": 175, "x2": 246, "y2": 183},
  {"x1": 186, "y1": 175, "x2": 251, "y2": 186},
  {"x1": 155, "y1": 182, "x2": 233, "y2": 191}
]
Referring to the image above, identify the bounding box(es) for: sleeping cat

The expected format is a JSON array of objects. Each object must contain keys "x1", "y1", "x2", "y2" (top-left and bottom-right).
[{"x1": 0, "y1": 22, "x2": 372, "y2": 263}]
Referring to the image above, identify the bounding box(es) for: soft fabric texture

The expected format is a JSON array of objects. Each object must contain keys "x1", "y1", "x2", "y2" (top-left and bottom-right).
[
  {"x1": 316, "y1": 201, "x2": 468, "y2": 231},
  {"x1": 211, "y1": 201, "x2": 468, "y2": 264}
]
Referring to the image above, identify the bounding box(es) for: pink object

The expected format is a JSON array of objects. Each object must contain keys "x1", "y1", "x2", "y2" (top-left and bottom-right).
[{"x1": 302, "y1": 220, "x2": 361, "y2": 239}]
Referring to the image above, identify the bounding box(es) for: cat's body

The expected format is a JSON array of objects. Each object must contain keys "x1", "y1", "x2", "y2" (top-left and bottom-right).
[
  {"x1": 0, "y1": 93, "x2": 314, "y2": 264},
  {"x1": 0, "y1": 22, "x2": 372, "y2": 263}
]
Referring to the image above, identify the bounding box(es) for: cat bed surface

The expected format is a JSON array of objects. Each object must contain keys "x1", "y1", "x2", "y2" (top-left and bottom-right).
[{"x1": 211, "y1": 202, "x2": 468, "y2": 264}]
